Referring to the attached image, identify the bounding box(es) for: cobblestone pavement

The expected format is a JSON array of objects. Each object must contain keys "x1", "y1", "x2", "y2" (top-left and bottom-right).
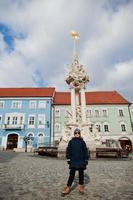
[{"x1": 0, "y1": 151, "x2": 133, "y2": 200}]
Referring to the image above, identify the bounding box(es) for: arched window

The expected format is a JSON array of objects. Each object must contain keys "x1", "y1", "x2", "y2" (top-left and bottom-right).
[
  {"x1": 28, "y1": 133, "x2": 33, "y2": 137},
  {"x1": 95, "y1": 122, "x2": 102, "y2": 132},
  {"x1": 27, "y1": 133, "x2": 34, "y2": 146},
  {"x1": 38, "y1": 133, "x2": 44, "y2": 147}
]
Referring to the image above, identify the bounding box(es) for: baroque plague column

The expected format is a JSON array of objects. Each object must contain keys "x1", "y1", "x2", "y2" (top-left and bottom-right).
[{"x1": 58, "y1": 32, "x2": 101, "y2": 158}]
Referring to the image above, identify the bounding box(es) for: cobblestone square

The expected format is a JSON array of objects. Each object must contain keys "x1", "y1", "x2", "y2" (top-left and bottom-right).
[{"x1": 0, "y1": 151, "x2": 133, "y2": 200}]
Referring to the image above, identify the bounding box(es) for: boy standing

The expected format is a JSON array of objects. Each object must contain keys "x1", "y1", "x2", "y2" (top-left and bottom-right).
[{"x1": 62, "y1": 128, "x2": 89, "y2": 195}]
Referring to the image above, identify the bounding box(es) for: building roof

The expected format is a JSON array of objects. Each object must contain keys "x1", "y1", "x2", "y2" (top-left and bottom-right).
[
  {"x1": 54, "y1": 91, "x2": 130, "y2": 105},
  {"x1": 0, "y1": 88, "x2": 130, "y2": 105},
  {"x1": 54, "y1": 92, "x2": 71, "y2": 105},
  {"x1": 0, "y1": 88, "x2": 55, "y2": 98}
]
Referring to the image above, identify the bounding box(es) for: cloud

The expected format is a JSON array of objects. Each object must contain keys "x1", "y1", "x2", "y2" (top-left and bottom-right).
[
  {"x1": 0, "y1": 0, "x2": 133, "y2": 102},
  {"x1": 0, "y1": 33, "x2": 7, "y2": 53}
]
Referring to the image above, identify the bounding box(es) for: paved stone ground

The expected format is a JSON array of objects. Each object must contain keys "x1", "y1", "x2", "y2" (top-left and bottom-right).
[{"x1": 0, "y1": 151, "x2": 133, "y2": 200}]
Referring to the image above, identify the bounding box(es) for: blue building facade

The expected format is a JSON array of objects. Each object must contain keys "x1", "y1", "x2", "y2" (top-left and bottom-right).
[{"x1": 0, "y1": 88, "x2": 55, "y2": 151}]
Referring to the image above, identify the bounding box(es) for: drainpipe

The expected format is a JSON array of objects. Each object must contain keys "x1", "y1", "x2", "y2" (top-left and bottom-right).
[
  {"x1": 49, "y1": 99, "x2": 52, "y2": 146},
  {"x1": 50, "y1": 101, "x2": 54, "y2": 146}
]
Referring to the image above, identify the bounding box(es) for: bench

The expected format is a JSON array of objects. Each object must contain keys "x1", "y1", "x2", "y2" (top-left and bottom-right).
[
  {"x1": 96, "y1": 148, "x2": 121, "y2": 158},
  {"x1": 33, "y1": 147, "x2": 58, "y2": 157}
]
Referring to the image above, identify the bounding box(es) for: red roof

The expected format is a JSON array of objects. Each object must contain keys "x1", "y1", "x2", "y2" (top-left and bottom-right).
[
  {"x1": 0, "y1": 88, "x2": 55, "y2": 97},
  {"x1": 54, "y1": 92, "x2": 71, "y2": 105},
  {"x1": 54, "y1": 91, "x2": 130, "y2": 105},
  {"x1": 0, "y1": 88, "x2": 130, "y2": 104}
]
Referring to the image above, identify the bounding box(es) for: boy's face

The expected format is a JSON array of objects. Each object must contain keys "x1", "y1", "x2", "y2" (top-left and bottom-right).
[{"x1": 74, "y1": 132, "x2": 80, "y2": 138}]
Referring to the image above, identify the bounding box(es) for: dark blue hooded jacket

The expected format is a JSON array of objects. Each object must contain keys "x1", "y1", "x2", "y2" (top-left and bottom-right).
[{"x1": 66, "y1": 137, "x2": 89, "y2": 169}]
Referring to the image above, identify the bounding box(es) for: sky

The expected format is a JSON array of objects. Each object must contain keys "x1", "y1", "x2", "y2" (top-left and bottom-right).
[{"x1": 0, "y1": 0, "x2": 133, "y2": 103}]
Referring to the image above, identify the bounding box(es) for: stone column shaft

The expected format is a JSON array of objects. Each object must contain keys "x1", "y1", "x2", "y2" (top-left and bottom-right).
[
  {"x1": 71, "y1": 88, "x2": 76, "y2": 123},
  {"x1": 75, "y1": 92, "x2": 79, "y2": 105},
  {"x1": 80, "y1": 88, "x2": 86, "y2": 123}
]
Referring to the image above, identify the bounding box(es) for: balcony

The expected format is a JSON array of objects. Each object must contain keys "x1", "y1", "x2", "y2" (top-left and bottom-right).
[{"x1": 3, "y1": 124, "x2": 25, "y2": 130}]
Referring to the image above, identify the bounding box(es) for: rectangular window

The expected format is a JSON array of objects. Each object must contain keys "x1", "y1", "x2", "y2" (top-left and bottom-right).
[
  {"x1": 12, "y1": 116, "x2": 18, "y2": 125},
  {"x1": 55, "y1": 123, "x2": 61, "y2": 132},
  {"x1": 29, "y1": 101, "x2": 36, "y2": 109},
  {"x1": 28, "y1": 116, "x2": 35, "y2": 125},
  {"x1": 20, "y1": 116, "x2": 23, "y2": 125},
  {"x1": 38, "y1": 101, "x2": 46, "y2": 109},
  {"x1": 12, "y1": 101, "x2": 22, "y2": 109},
  {"x1": 121, "y1": 124, "x2": 126, "y2": 132},
  {"x1": 5, "y1": 114, "x2": 24, "y2": 127},
  {"x1": 104, "y1": 125, "x2": 109, "y2": 132},
  {"x1": 0, "y1": 101, "x2": 4, "y2": 109},
  {"x1": 95, "y1": 110, "x2": 99, "y2": 117},
  {"x1": 102, "y1": 109, "x2": 107, "y2": 117},
  {"x1": 38, "y1": 115, "x2": 45, "y2": 126},
  {"x1": 55, "y1": 109, "x2": 60, "y2": 117},
  {"x1": 86, "y1": 109, "x2": 92, "y2": 117},
  {"x1": 7, "y1": 117, "x2": 11, "y2": 125},
  {"x1": 119, "y1": 109, "x2": 124, "y2": 117}
]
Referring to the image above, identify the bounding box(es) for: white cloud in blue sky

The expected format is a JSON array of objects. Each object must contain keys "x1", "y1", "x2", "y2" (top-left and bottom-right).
[{"x1": 0, "y1": 0, "x2": 133, "y2": 102}]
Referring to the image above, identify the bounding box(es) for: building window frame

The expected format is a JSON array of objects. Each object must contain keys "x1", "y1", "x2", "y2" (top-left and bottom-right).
[
  {"x1": 28, "y1": 115, "x2": 36, "y2": 127},
  {"x1": 0, "y1": 101, "x2": 5, "y2": 109},
  {"x1": 5, "y1": 113, "x2": 25, "y2": 126},
  {"x1": 95, "y1": 123, "x2": 102, "y2": 132},
  {"x1": 0, "y1": 115, "x2": 2, "y2": 125},
  {"x1": 38, "y1": 114, "x2": 45, "y2": 128},
  {"x1": 86, "y1": 109, "x2": 92, "y2": 118},
  {"x1": 12, "y1": 116, "x2": 18, "y2": 125},
  {"x1": 38, "y1": 101, "x2": 46, "y2": 109},
  {"x1": 120, "y1": 123, "x2": 127, "y2": 132},
  {"x1": 102, "y1": 109, "x2": 108, "y2": 117},
  {"x1": 27, "y1": 132, "x2": 34, "y2": 146},
  {"x1": 118, "y1": 109, "x2": 124, "y2": 117},
  {"x1": 38, "y1": 132, "x2": 45, "y2": 147},
  {"x1": 11, "y1": 101, "x2": 22, "y2": 109},
  {"x1": 55, "y1": 109, "x2": 60, "y2": 117},
  {"x1": 29, "y1": 101, "x2": 37, "y2": 109},
  {"x1": 103, "y1": 123, "x2": 110, "y2": 132},
  {"x1": 55, "y1": 123, "x2": 61, "y2": 132},
  {"x1": 95, "y1": 109, "x2": 100, "y2": 117}
]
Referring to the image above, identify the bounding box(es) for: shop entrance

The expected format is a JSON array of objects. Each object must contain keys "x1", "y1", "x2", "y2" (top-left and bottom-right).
[
  {"x1": 6, "y1": 134, "x2": 18, "y2": 150},
  {"x1": 119, "y1": 137, "x2": 132, "y2": 152}
]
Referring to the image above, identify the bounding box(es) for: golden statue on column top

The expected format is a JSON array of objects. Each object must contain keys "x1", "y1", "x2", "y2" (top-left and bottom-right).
[{"x1": 70, "y1": 31, "x2": 80, "y2": 40}]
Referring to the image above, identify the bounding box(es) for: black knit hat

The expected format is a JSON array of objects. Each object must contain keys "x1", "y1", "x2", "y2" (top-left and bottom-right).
[{"x1": 74, "y1": 128, "x2": 81, "y2": 135}]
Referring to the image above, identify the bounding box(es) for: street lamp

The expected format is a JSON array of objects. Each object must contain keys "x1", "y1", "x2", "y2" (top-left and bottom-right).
[
  {"x1": 23, "y1": 136, "x2": 34, "y2": 152},
  {"x1": 46, "y1": 121, "x2": 50, "y2": 128}
]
